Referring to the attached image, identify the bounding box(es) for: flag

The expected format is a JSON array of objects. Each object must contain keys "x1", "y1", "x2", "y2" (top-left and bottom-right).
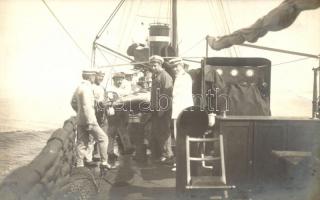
[{"x1": 207, "y1": 0, "x2": 320, "y2": 50}]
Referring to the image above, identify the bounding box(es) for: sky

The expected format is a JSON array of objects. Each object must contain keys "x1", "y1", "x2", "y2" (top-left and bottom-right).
[{"x1": 0, "y1": 0, "x2": 319, "y2": 131}]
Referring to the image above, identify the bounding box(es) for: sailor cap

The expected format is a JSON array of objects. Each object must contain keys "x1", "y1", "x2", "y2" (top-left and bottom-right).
[
  {"x1": 168, "y1": 57, "x2": 184, "y2": 66},
  {"x1": 112, "y1": 72, "x2": 125, "y2": 79},
  {"x1": 82, "y1": 69, "x2": 97, "y2": 75},
  {"x1": 149, "y1": 55, "x2": 164, "y2": 64},
  {"x1": 96, "y1": 70, "x2": 105, "y2": 76}
]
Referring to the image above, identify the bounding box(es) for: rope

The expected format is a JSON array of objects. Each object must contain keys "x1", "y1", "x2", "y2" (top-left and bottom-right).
[{"x1": 41, "y1": 0, "x2": 90, "y2": 61}]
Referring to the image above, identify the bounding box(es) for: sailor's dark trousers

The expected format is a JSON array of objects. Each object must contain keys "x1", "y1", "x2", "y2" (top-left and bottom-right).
[{"x1": 150, "y1": 110, "x2": 173, "y2": 159}]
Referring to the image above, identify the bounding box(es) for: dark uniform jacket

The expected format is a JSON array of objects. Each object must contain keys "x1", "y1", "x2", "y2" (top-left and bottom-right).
[{"x1": 150, "y1": 69, "x2": 173, "y2": 112}]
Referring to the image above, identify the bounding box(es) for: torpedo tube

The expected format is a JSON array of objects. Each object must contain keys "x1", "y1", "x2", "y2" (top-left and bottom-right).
[{"x1": 148, "y1": 23, "x2": 170, "y2": 56}]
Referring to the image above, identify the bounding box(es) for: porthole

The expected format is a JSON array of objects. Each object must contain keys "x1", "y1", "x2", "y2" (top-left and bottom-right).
[
  {"x1": 246, "y1": 69, "x2": 254, "y2": 77},
  {"x1": 216, "y1": 69, "x2": 223, "y2": 75},
  {"x1": 230, "y1": 69, "x2": 238, "y2": 76}
]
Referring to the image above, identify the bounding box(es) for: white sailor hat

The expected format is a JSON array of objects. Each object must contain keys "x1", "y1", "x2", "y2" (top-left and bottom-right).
[
  {"x1": 168, "y1": 57, "x2": 184, "y2": 66},
  {"x1": 96, "y1": 70, "x2": 105, "y2": 77},
  {"x1": 149, "y1": 55, "x2": 164, "y2": 64},
  {"x1": 82, "y1": 69, "x2": 97, "y2": 75},
  {"x1": 112, "y1": 72, "x2": 125, "y2": 79}
]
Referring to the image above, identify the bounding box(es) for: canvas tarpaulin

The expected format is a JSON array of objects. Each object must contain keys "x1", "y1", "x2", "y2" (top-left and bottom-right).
[
  {"x1": 207, "y1": 0, "x2": 320, "y2": 50},
  {"x1": 190, "y1": 57, "x2": 272, "y2": 116},
  {"x1": 189, "y1": 68, "x2": 271, "y2": 116},
  {"x1": 221, "y1": 83, "x2": 271, "y2": 116},
  {"x1": 205, "y1": 70, "x2": 271, "y2": 116}
]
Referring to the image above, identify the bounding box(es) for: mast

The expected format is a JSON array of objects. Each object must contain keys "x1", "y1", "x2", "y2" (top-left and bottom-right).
[{"x1": 172, "y1": 0, "x2": 178, "y2": 56}]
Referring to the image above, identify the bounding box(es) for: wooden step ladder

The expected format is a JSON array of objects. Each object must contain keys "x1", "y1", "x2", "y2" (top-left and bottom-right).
[{"x1": 186, "y1": 134, "x2": 235, "y2": 198}]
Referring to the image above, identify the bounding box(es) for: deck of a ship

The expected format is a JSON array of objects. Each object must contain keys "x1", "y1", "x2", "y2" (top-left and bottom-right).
[{"x1": 59, "y1": 154, "x2": 314, "y2": 200}]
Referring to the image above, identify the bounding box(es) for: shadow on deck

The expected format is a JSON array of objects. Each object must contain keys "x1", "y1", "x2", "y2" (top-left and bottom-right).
[
  {"x1": 81, "y1": 155, "x2": 232, "y2": 200},
  {"x1": 95, "y1": 155, "x2": 177, "y2": 200},
  {"x1": 57, "y1": 154, "x2": 318, "y2": 200}
]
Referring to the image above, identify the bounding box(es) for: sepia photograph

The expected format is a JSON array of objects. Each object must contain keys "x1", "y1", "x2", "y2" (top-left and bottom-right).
[{"x1": 0, "y1": 0, "x2": 319, "y2": 199}]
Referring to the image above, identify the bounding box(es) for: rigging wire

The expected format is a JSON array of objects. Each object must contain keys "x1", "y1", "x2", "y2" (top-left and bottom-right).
[
  {"x1": 98, "y1": 44, "x2": 133, "y2": 61},
  {"x1": 136, "y1": 15, "x2": 169, "y2": 19},
  {"x1": 207, "y1": 0, "x2": 220, "y2": 36},
  {"x1": 157, "y1": 0, "x2": 163, "y2": 22},
  {"x1": 96, "y1": 0, "x2": 126, "y2": 39},
  {"x1": 121, "y1": 0, "x2": 133, "y2": 45},
  {"x1": 97, "y1": 46, "x2": 113, "y2": 85},
  {"x1": 135, "y1": 0, "x2": 144, "y2": 31},
  {"x1": 217, "y1": 1, "x2": 230, "y2": 36},
  {"x1": 108, "y1": 2, "x2": 127, "y2": 64},
  {"x1": 96, "y1": 47, "x2": 112, "y2": 65},
  {"x1": 272, "y1": 57, "x2": 311, "y2": 67},
  {"x1": 91, "y1": 44, "x2": 98, "y2": 67},
  {"x1": 272, "y1": 57, "x2": 315, "y2": 100},
  {"x1": 131, "y1": 0, "x2": 148, "y2": 45},
  {"x1": 218, "y1": 0, "x2": 238, "y2": 57},
  {"x1": 98, "y1": 61, "x2": 149, "y2": 68},
  {"x1": 216, "y1": 0, "x2": 234, "y2": 57},
  {"x1": 137, "y1": 0, "x2": 144, "y2": 19},
  {"x1": 180, "y1": 37, "x2": 206, "y2": 56},
  {"x1": 169, "y1": 0, "x2": 172, "y2": 26},
  {"x1": 97, "y1": 47, "x2": 118, "y2": 89},
  {"x1": 167, "y1": 0, "x2": 171, "y2": 25},
  {"x1": 176, "y1": 1, "x2": 214, "y2": 57},
  {"x1": 167, "y1": 0, "x2": 173, "y2": 46},
  {"x1": 127, "y1": 1, "x2": 140, "y2": 45},
  {"x1": 93, "y1": 0, "x2": 126, "y2": 67},
  {"x1": 41, "y1": 0, "x2": 90, "y2": 61},
  {"x1": 224, "y1": 0, "x2": 241, "y2": 56},
  {"x1": 183, "y1": 59, "x2": 201, "y2": 63},
  {"x1": 207, "y1": 0, "x2": 228, "y2": 57}
]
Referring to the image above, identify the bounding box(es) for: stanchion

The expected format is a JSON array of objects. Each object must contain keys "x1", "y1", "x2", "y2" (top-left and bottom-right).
[{"x1": 312, "y1": 56, "x2": 320, "y2": 119}]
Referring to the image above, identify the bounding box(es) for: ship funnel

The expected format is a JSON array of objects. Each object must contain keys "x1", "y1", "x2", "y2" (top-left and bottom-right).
[{"x1": 149, "y1": 23, "x2": 170, "y2": 56}]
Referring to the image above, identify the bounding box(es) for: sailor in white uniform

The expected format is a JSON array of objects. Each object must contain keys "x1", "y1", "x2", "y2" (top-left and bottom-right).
[
  {"x1": 73, "y1": 69, "x2": 110, "y2": 170},
  {"x1": 169, "y1": 57, "x2": 194, "y2": 171}
]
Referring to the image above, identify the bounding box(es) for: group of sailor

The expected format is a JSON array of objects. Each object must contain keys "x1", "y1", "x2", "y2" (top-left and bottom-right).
[
  {"x1": 71, "y1": 70, "x2": 111, "y2": 170},
  {"x1": 149, "y1": 55, "x2": 193, "y2": 170},
  {"x1": 71, "y1": 55, "x2": 194, "y2": 172}
]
